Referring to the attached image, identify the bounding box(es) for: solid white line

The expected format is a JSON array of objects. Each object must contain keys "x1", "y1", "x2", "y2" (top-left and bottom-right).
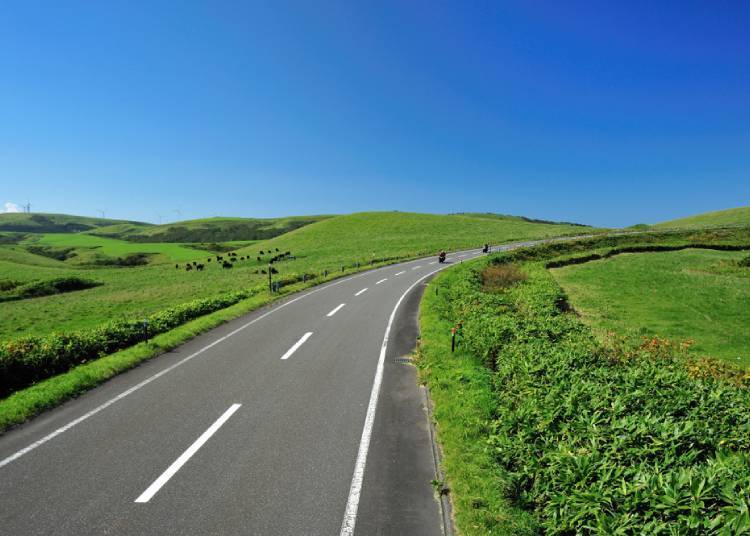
[
  {"x1": 339, "y1": 264, "x2": 448, "y2": 536},
  {"x1": 135, "y1": 403, "x2": 241, "y2": 503},
  {"x1": 375, "y1": 278, "x2": 387, "y2": 285},
  {"x1": 327, "y1": 303, "x2": 346, "y2": 317},
  {"x1": 355, "y1": 288, "x2": 368, "y2": 296},
  {"x1": 280, "y1": 332, "x2": 313, "y2": 360},
  {"x1": 394, "y1": 271, "x2": 405, "y2": 276}
]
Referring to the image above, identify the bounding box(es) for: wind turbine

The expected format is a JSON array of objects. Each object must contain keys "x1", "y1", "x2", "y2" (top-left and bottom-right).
[
  {"x1": 173, "y1": 208, "x2": 182, "y2": 221},
  {"x1": 24, "y1": 200, "x2": 31, "y2": 213},
  {"x1": 97, "y1": 209, "x2": 106, "y2": 219},
  {"x1": 156, "y1": 213, "x2": 163, "y2": 224}
]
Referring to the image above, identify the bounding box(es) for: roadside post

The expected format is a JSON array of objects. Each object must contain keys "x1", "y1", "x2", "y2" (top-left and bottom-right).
[{"x1": 268, "y1": 263, "x2": 272, "y2": 293}]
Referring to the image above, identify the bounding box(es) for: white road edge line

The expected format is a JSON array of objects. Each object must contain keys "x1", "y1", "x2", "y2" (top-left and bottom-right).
[
  {"x1": 355, "y1": 288, "x2": 368, "y2": 296},
  {"x1": 394, "y1": 271, "x2": 405, "y2": 276},
  {"x1": 134, "y1": 403, "x2": 241, "y2": 503},
  {"x1": 327, "y1": 303, "x2": 346, "y2": 317},
  {"x1": 0, "y1": 267, "x2": 380, "y2": 470},
  {"x1": 375, "y1": 278, "x2": 387, "y2": 285},
  {"x1": 339, "y1": 264, "x2": 448, "y2": 536},
  {"x1": 280, "y1": 332, "x2": 313, "y2": 360}
]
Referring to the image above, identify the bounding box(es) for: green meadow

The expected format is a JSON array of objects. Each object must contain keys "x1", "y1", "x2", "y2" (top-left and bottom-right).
[
  {"x1": 552, "y1": 248, "x2": 750, "y2": 367},
  {"x1": 652, "y1": 205, "x2": 750, "y2": 230}
]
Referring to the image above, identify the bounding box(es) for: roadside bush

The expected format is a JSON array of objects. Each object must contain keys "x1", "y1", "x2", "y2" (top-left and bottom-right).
[
  {"x1": 91, "y1": 252, "x2": 151, "y2": 266},
  {"x1": 427, "y1": 251, "x2": 750, "y2": 533},
  {"x1": 0, "y1": 287, "x2": 261, "y2": 397},
  {"x1": 481, "y1": 263, "x2": 527, "y2": 292}
]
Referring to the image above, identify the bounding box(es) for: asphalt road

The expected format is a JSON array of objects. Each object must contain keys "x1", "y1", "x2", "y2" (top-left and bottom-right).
[{"x1": 0, "y1": 246, "x2": 499, "y2": 535}]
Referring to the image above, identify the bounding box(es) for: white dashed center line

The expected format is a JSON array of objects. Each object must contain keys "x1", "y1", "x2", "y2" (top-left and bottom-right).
[
  {"x1": 281, "y1": 332, "x2": 313, "y2": 360},
  {"x1": 429, "y1": 261, "x2": 437, "y2": 265},
  {"x1": 412, "y1": 266, "x2": 421, "y2": 270},
  {"x1": 327, "y1": 304, "x2": 346, "y2": 317},
  {"x1": 375, "y1": 278, "x2": 387, "y2": 285},
  {"x1": 135, "y1": 403, "x2": 241, "y2": 503},
  {"x1": 355, "y1": 288, "x2": 368, "y2": 297},
  {"x1": 395, "y1": 271, "x2": 405, "y2": 276}
]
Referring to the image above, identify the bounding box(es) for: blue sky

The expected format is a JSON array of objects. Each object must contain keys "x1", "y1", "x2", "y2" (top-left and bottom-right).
[{"x1": 1, "y1": 1, "x2": 748, "y2": 227}]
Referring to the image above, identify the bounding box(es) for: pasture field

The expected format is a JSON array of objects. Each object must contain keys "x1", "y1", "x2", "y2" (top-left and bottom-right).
[
  {"x1": 0, "y1": 211, "x2": 599, "y2": 341},
  {"x1": 653, "y1": 205, "x2": 750, "y2": 230},
  {"x1": 21, "y1": 233, "x2": 223, "y2": 264},
  {"x1": 552, "y1": 249, "x2": 750, "y2": 367}
]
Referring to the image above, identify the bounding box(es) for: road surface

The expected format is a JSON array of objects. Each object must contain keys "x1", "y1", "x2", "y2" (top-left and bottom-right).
[{"x1": 0, "y1": 247, "x2": 499, "y2": 535}]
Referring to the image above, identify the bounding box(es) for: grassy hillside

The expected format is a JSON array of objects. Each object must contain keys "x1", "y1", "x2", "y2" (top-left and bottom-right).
[
  {"x1": 552, "y1": 249, "x2": 750, "y2": 366},
  {"x1": 0, "y1": 213, "x2": 150, "y2": 233},
  {"x1": 90, "y1": 215, "x2": 332, "y2": 242},
  {"x1": 652, "y1": 205, "x2": 750, "y2": 229},
  {"x1": 236, "y1": 211, "x2": 600, "y2": 266}
]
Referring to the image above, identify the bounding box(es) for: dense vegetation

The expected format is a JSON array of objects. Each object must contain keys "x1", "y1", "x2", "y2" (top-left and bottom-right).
[{"x1": 419, "y1": 229, "x2": 750, "y2": 534}]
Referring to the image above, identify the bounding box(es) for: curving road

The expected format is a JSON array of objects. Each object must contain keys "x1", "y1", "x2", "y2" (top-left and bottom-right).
[{"x1": 0, "y1": 247, "x2": 498, "y2": 536}]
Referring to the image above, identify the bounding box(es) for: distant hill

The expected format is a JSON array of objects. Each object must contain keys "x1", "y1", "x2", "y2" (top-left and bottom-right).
[
  {"x1": 453, "y1": 212, "x2": 590, "y2": 227},
  {"x1": 90, "y1": 216, "x2": 333, "y2": 243},
  {"x1": 0, "y1": 213, "x2": 151, "y2": 233},
  {"x1": 652, "y1": 206, "x2": 750, "y2": 230}
]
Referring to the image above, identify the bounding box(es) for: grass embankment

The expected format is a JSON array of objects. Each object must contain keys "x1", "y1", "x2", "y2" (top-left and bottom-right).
[
  {"x1": 653, "y1": 205, "x2": 750, "y2": 230},
  {"x1": 552, "y1": 249, "x2": 750, "y2": 367},
  {"x1": 418, "y1": 230, "x2": 750, "y2": 534}
]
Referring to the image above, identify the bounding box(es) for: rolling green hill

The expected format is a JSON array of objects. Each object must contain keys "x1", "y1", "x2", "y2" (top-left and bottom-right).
[
  {"x1": 89, "y1": 215, "x2": 332, "y2": 242},
  {"x1": 237, "y1": 211, "x2": 601, "y2": 267},
  {"x1": 652, "y1": 205, "x2": 750, "y2": 229},
  {"x1": 0, "y1": 213, "x2": 151, "y2": 233}
]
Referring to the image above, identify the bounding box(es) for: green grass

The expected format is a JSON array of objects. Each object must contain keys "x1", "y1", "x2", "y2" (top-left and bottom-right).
[
  {"x1": 552, "y1": 249, "x2": 750, "y2": 367},
  {"x1": 652, "y1": 205, "x2": 750, "y2": 230},
  {"x1": 418, "y1": 276, "x2": 537, "y2": 535},
  {"x1": 236, "y1": 211, "x2": 601, "y2": 267},
  {"x1": 21, "y1": 233, "x2": 218, "y2": 264}
]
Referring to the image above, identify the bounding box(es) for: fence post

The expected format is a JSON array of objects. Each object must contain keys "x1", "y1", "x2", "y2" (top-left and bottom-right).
[{"x1": 268, "y1": 263, "x2": 272, "y2": 292}]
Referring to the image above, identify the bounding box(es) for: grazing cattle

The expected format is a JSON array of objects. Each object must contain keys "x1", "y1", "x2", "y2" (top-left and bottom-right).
[
  {"x1": 275, "y1": 248, "x2": 279, "y2": 252},
  {"x1": 256, "y1": 256, "x2": 261, "y2": 262},
  {"x1": 270, "y1": 267, "x2": 279, "y2": 274},
  {"x1": 216, "y1": 255, "x2": 223, "y2": 261},
  {"x1": 260, "y1": 269, "x2": 267, "y2": 274},
  {"x1": 175, "y1": 264, "x2": 179, "y2": 269},
  {"x1": 192, "y1": 261, "x2": 197, "y2": 266},
  {"x1": 259, "y1": 250, "x2": 264, "y2": 255},
  {"x1": 196, "y1": 264, "x2": 205, "y2": 271},
  {"x1": 222, "y1": 261, "x2": 233, "y2": 269},
  {"x1": 207, "y1": 258, "x2": 211, "y2": 263},
  {"x1": 185, "y1": 264, "x2": 192, "y2": 271}
]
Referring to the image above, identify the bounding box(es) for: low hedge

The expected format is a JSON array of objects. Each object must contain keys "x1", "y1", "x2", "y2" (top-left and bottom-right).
[
  {"x1": 0, "y1": 288, "x2": 260, "y2": 397},
  {"x1": 0, "y1": 276, "x2": 101, "y2": 302}
]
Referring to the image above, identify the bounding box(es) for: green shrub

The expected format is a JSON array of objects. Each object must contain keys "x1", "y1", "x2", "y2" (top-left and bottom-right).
[
  {"x1": 425, "y1": 246, "x2": 750, "y2": 533},
  {"x1": 0, "y1": 287, "x2": 261, "y2": 397}
]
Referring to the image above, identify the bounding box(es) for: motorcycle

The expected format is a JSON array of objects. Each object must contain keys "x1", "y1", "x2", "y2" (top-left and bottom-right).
[{"x1": 438, "y1": 251, "x2": 447, "y2": 263}]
